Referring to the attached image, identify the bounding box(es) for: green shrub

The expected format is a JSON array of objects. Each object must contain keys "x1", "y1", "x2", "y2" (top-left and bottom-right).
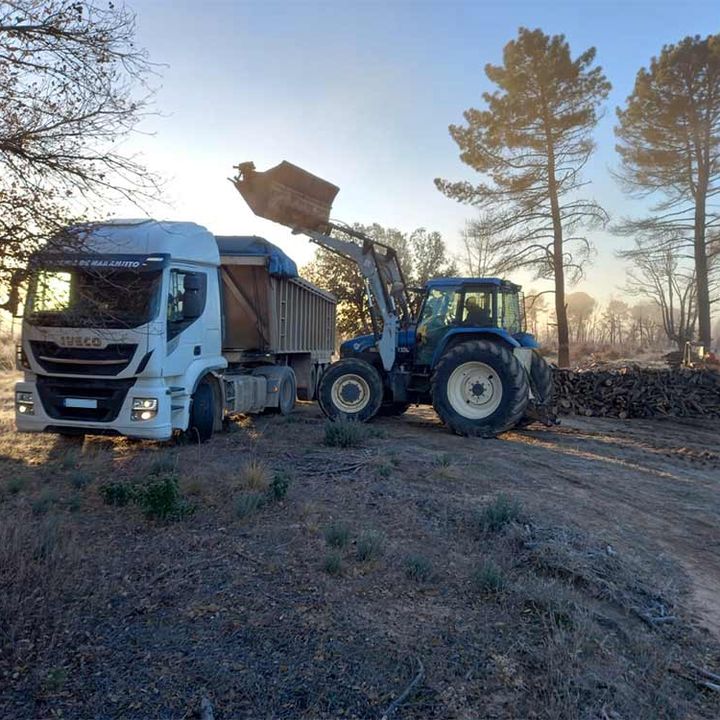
[
  {"x1": 323, "y1": 419, "x2": 367, "y2": 448},
  {"x1": 323, "y1": 551, "x2": 343, "y2": 576},
  {"x1": 8, "y1": 477, "x2": 26, "y2": 495},
  {"x1": 69, "y1": 471, "x2": 92, "y2": 490},
  {"x1": 99, "y1": 481, "x2": 136, "y2": 507},
  {"x1": 235, "y1": 492, "x2": 266, "y2": 519},
  {"x1": 324, "y1": 521, "x2": 350, "y2": 549},
  {"x1": 471, "y1": 560, "x2": 506, "y2": 594},
  {"x1": 138, "y1": 474, "x2": 194, "y2": 520},
  {"x1": 434, "y1": 453, "x2": 453, "y2": 468},
  {"x1": 404, "y1": 554, "x2": 432, "y2": 582},
  {"x1": 31, "y1": 490, "x2": 57, "y2": 516},
  {"x1": 356, "y1": 529, "x2": 384, "y2": 562},
  {"x1": 477, "y1": 494, "x2": 521, "y2": 533},
  {"x1": 268, "y1": 471, "x2": 290, "y2": 501}
]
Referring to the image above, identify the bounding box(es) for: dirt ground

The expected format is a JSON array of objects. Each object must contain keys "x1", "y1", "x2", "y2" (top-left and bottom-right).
[{"x1": 1, "y1": 370, "x2": 719, "y2": 719}]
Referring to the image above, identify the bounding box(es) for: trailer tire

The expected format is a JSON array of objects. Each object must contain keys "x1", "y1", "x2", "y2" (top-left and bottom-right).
[
  {"x1": 431, "y1": 340, "x2": 528, "y2": 437},
  {"x1": 318, "y1": 358, "x2": 383, "y2": 422},
  {"x1": 188, "y1": 377, "x2": 215, "y2": 442}
]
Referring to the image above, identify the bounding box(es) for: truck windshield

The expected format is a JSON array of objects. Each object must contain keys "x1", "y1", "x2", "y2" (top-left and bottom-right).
[{"x1": 25, "y1": 267, "x2": 162, "y2": 328}]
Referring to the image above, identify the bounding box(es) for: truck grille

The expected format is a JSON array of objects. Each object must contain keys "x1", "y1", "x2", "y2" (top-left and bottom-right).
[
  {"x1": 30, "y1": 341, "x2": 137, "y2": 376},
  {"x1": 36, "y1": 377, "x2": 134, "y2": 422}
]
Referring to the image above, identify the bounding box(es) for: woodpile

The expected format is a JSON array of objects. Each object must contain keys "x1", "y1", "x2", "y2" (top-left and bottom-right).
[{"x1": 552, "y1": 366, "x2": 720, "y2": 419}]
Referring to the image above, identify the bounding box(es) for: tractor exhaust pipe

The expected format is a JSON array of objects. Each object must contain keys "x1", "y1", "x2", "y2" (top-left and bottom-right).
[{"x1": 232, "y1": 161, "x2": 340, "y2": 234}]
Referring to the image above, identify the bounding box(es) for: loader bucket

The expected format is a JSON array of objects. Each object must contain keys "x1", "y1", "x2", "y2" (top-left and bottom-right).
[{"x1": 232, "y1": 161, "x2": 340, "y2": 233}]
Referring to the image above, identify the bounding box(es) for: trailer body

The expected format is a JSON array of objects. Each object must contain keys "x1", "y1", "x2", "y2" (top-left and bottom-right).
[{"x1": 14, "y1": 220, "x2": 336, "y2": 440}]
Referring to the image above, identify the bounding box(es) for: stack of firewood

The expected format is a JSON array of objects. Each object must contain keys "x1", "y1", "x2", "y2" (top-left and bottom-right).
[{"x1": 552, "y1": 366, "x2": 720, "y2": 419}]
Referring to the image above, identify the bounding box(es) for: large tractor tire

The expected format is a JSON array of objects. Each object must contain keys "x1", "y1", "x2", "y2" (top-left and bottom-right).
[
  {"x1": 318, "y1": 358, "x2": 383, "y2": 422},
  {"x1": 517, "y1": 351, "x2": 555, "y2": 428},
  {"x1": 431, "y1": 340, "x2": 529, "y2": 437}
]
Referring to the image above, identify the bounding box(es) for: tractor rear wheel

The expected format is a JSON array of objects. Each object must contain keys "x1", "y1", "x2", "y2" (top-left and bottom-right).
[
  {"x1": 517, "y1": 351, "x2": 554, "y2": 428},
  {"x1": 431, "y1": 340, "x2": 529, "y2": 437},
  {"x1": 318, "y1": 358, "x2": 383, "y2": 422}
]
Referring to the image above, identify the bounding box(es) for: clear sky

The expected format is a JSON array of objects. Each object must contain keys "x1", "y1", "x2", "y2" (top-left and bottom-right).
[{"x1": 119, "y1": 0, "x2": 720, "y2": 303}]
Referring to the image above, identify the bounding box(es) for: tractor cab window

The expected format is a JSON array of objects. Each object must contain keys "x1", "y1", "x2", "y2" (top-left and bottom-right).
[
  {"x1": 415, "y1": 287, "x2": 461, "y2": 365},
  {"x1": 462, "y1": 290, "x2": 494, "y2": 327},
  {"x1": 500, "y1": 290, "x2": 523, "y2": 334}
]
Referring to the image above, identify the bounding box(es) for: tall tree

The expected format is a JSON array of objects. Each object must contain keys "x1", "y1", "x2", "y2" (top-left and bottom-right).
[
  {"x1": 621, "y1": 237, "x2": 699, "y2": 350},
  {"x1": 408, "y1": 228, "x2": 457, "y2": 287},
  {"x1": 458, "y1": 212, "x2": 517, "y2": 278},
  {"x1": 615, "y1": 34, "x2": 720, "y2": 350},
  {"x1": 0, "y1": 0, "x2": 157, "y2": 311},
  {"x1": 565, "y1": 291, "x2": 597, "y2": 344},
  {"x1": 436, "y1": 28, "x2": 611, "y2": 366}
]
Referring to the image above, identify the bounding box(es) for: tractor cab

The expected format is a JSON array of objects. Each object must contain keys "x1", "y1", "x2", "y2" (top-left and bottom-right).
[{"x1": 414, "y1": 279, "x2": 528, "y2": 367}]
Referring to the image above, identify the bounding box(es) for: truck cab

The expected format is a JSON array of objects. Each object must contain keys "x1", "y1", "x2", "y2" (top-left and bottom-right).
[{"x1": 15, "y1": 220, "x2": 336, "y2": 441}]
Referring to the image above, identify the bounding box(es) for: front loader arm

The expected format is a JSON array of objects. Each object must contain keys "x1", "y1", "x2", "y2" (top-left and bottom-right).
[{"x1": 232, "y1": 160, "x2": 412, "y2": 372}]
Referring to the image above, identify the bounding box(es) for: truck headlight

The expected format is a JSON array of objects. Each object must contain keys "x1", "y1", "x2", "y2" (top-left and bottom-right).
[
  {"x1": 15, "y1": 391, "x2": 35, "y2": 415},
  {"x1": 131, "y1": 397, "x2": 158, "y2": 421}
]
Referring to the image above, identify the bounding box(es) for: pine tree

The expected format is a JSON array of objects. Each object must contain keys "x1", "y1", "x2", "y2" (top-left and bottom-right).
[
  {"x1": 436, "y1": 28, "x2": 610, "y2": 366},
  {"x1": 615, "y1": 34, "x2": 720, "y2": 350}
]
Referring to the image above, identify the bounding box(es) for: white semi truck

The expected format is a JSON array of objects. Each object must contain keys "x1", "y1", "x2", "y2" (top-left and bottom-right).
[{"x1": 14, "y1": 220, "x2": 336, "y2": 441}]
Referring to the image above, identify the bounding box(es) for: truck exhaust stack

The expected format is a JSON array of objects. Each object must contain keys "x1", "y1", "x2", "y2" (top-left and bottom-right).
[{"x1": 232, "y1": 161, "x2": 339, "y2": 234}]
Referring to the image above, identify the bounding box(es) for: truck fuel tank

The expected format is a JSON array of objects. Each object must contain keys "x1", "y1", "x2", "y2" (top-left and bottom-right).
[{"x1": 231, "y1": 161, "x2": 339, "y2": 234}]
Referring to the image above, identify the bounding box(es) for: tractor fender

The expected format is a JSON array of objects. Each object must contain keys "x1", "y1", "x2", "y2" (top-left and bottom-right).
[{"x1": 430, "y1": 328, "x2": 520, "y2": 369}]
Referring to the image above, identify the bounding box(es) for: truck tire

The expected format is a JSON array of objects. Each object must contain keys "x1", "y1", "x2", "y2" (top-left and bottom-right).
[
  {"x1": 275, "y1": 371, "x2": 296, "y2": 415},
  {"x1": 517, "y1": 351, "x2": 554, "y2": 428},
  {"x1": 188, "y1": 377, "x2": 215, "y2": 442},
  {"x1": 431, "y1": 340, "x2": 529, "y2": 437},
  {"x1": 318, "y1": 358, "x2": 383, "y2": 422}
]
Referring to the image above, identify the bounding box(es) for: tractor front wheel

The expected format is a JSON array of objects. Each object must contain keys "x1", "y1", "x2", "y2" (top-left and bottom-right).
[
  {"x1": 318, "y1": 359, "x2": 383, "y2": 422},
  {"x1": 517, "y1": 351, "x2": 555, "y2": 428},
  {"x1": 431, "y1": 340, "x2": 529, "y2": 437}
]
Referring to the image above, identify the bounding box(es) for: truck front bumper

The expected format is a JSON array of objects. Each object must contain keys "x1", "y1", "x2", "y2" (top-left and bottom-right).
[{"x1": 14, "y1": 379, "x2": 174, "y2": 441}]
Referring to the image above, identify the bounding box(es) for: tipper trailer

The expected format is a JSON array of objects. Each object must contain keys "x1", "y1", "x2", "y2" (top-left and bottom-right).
[{"x1": 14, "y1": 220, "x2": 336, "y2": 441}]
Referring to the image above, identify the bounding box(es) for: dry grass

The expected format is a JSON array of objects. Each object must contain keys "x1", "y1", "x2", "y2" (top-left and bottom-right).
[
  {"x1": 0, "y1": 371, "x2": 719, "y2": 720},
  {"x1": 239, "y1": 458, "x2": 270, "y2": 490},
  {"x1": 0, "y1": 512, "x2": 86, "y2": 664}
]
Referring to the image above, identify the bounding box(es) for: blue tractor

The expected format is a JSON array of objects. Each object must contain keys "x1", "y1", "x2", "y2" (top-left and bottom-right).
[{"x1": 234, "y1": 161, "x2": 554, "y2": 437}]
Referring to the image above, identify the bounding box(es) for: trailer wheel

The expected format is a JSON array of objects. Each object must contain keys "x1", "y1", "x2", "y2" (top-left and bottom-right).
[
  {"x1": 431, "y1": 340, "x2": 528, "y2": 437},
  {"x1": 318, "y1": 358, "x2": 383, "y2": 422},
  {"x1": 517, "y1": 351, "x2": 554, "y2": 428},
  {"x1": 188, "y1": 377, "x2": 215, "y2": 442}
]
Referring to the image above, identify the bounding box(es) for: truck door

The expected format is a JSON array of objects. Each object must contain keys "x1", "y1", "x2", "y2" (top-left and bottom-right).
[{"x1": 162, "y1": 268, "x2": 209, "y2": 379}]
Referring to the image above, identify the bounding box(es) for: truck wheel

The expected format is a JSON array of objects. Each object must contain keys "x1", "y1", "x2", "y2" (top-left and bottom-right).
[
  {"x1": 517, "y1": 351, "x2": 554, "y2": 428},
  {"x1": 431, "y1": 340, "x2": 529, "y2": 437},
  {"x1": 188, "y1": 378, "x2": 215, "y2": 442},
  {"x1": 276, "y1": 371, "x2": 296, "y2": 415},
  {"x1": 318, "y1": 358, "x2": 383, "y2": 422}
]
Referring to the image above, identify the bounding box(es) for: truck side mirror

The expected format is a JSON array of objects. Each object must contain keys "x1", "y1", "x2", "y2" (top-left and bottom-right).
[{"x1": 182, "y1": 273, "x2": 205, "y2": 320}]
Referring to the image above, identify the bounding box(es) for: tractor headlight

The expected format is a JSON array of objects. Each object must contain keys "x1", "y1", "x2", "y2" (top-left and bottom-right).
[
  {"x1": 131, "y1": 397, "x2": 158, "y2": 421},
  {"x1": 15, "y1": 391, "x2": 35, "y2": 415}
]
